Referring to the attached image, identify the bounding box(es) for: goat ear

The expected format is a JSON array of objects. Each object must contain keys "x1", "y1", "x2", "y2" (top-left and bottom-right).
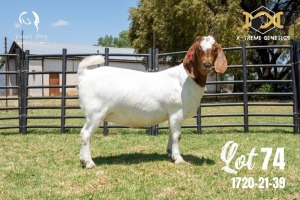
[
  {"x1": 183, "y1": 49, "x2": 196, "y2": 78},
  {"x1": 183, "y1": 36, "x2": 204, "y2": 78},
  {"x1": 185, "y1": 37, "x2": 203, "y2": 62},
  {"x1": 214, "y1": 43, "x2": 227, "y2": 73}
]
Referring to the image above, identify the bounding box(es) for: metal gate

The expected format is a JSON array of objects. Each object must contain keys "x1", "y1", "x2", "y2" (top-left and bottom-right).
[{"x1": 0, "y1": 41, "x2": 299, "y2": 134}]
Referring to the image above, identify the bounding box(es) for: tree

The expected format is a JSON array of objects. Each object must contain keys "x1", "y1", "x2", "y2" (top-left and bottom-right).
[
  {"x1": 129, "y1": 0, "x2": 245, "y2": 61},
  {"x1": 97, "y1": 30, "x2": 131, "y2": 48},
  {"x1": 129, "y1": 0, "x2": 300, "y2": 92},
  {"x1": 289, "y1": 18, "x2": 300, "y2": 40},
  {"x1": 240, "y1": 0, "x2": 300, "y2": 92},
  {"x1": 128, "y1": 0, "x2": 246, "y2": 91}
]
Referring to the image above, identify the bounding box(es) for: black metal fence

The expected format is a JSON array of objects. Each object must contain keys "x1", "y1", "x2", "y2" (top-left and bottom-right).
[{"x1": 0, "y1": 40, "x2": 299, "y2": 134}]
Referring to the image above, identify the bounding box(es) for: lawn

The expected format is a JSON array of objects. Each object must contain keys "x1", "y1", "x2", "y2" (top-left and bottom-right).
[
  {"x1": 1, "y1": 129, "x2": 300, "y2": 199},
  {"x1": 0, "y1": 100, "x2": 299, "y2": 199}
]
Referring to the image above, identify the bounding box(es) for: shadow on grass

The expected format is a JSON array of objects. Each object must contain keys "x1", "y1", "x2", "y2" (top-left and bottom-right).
[{"x1": 93, "y1": 153, "x2": 215, "y2": 166}]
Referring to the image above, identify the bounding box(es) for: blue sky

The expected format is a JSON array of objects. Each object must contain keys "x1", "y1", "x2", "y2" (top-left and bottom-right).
[{"x1": 0, "y1": 0, "x2": 138, "y2": 49}]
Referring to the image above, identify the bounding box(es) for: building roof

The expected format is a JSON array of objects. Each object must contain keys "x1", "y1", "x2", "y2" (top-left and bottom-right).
[{"x1": 9, "y1": 41, "x2": 144, "y2": 61}]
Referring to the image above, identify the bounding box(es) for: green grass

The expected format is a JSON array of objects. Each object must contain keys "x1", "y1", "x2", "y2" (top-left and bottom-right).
[
  {"x1": 0, "y1": 100, "x2": 299, "y2": 199},
  {"x1": 0, "y1": 130, "x2": 300, "y2": 199}
]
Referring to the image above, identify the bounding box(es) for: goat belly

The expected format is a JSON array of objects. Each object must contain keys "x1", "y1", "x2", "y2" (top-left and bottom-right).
[{"x1": 105, "y1": 108, "x2": 169, "y2": 127}]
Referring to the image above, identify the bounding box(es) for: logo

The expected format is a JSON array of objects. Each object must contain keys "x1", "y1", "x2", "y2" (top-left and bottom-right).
[
  {"x1": 242, "y1": 6, "x2": 283, "y2": 34},
  {"x1": 19, "y1": 11, "x2": 40, "y2": 32}
]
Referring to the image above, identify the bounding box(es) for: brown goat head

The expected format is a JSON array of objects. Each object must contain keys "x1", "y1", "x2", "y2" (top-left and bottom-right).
[{"x1": 183, "y1": 36, "x2": 227, "y2": 87}]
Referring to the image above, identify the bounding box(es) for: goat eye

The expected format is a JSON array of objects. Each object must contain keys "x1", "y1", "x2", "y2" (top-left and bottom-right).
[{"x1": 214, "y1": 48, "x2": 218, "y2": 55}]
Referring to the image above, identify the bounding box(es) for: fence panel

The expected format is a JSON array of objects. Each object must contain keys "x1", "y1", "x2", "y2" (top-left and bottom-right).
[
  {"x1": 0, "y1": 51, "x2": 20, "y2": 131},
  {"x1": 0, "y1": 41, "x2": 299, "y2": 134}
]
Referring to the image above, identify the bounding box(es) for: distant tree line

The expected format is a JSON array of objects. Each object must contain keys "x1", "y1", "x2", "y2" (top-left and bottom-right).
[
  {"x1": 97, "y1": 0, "x2": 300, "y2": 93},
  {"x1": 97, "y1": 30, "x2": 131, "y2": 48}
]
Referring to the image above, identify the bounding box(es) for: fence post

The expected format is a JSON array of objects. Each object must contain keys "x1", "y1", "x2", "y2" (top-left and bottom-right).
[
  {"x1": 154, "y1": 48, "x2": 160, "y2": 135},
  {"x1": 20, "y1": 50, "x2": 29, "y2": 134},
  {"x1": 103, "y1": 48, "x2": 109, "y2": 136},
  {"x1": 146, "y1": 48, "x2": 160, "y2": 135},
  {"x1": 154, "y1": 48, "x2": 159, "y2": 72},
  {"x1": 242, "y1": 41, "x2": 249, "y2": 133},
  {"x1": 147, "y1": 48, "x2": 153, "y2": 135},
  {"x1": 60, "y1": 48, "x2": 67, "y2": 134},
  {"x1": 197, "y1": 106, "x2": 202, "y2": 134},
  {"x1": 18, "y1": 49, "x2": 29, "y2": 134},
  {"x1": 16, "y1": 49, "x2": 22, "y2": 134},
  {"x1": 291, "y1": 40, "x2": 300, "y2": 133},
  {"x1": 297, "y1": 41, "x2": 300, "y2": 133},
  {"x1": 148, "y1": 48, "x2": 153, "y2": 72}
]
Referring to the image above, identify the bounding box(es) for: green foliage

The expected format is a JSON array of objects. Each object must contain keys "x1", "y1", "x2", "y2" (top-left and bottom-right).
[
  {"x1": 289, "y1": 18, "x2": 300, "y2": 41},
  {"x1": 128, "y1": 0, "x2": 247, "y2": 82},
  {"x1": 256, "y1": 84, "x2": 274, "y2": 93},
  {"x1": 129, "y1": 0, "x2": 245, "y2": 58},
  {"x1": 129, "y1": 0, "x2": 300, "y2": 92},
  {"x1": 97, "y1": 30, "x2": 131, "y2": 48}
]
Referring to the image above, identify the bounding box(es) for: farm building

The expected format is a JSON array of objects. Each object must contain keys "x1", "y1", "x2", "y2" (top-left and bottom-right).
[{"x1": 1, "y1": 41, "x2": 219, "y2": 97}]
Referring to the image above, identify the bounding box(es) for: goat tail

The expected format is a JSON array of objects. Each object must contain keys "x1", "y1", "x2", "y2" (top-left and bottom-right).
[{"x1": 77, "y1": 55, "x2": 105, "y2": 76}]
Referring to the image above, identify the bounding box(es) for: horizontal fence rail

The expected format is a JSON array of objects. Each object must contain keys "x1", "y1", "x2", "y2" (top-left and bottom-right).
[{"x1": 0, "y1": 41, "x2": 299, "y2": 134}]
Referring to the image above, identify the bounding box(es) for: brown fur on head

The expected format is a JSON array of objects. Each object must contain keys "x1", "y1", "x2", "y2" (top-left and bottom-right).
[{"x1": 183, "y1": 36, "x2": 227, "y2": 87}]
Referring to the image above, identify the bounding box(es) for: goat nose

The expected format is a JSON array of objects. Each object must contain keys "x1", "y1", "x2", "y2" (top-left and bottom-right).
[{"x1": 204, "y1": 62, "x2": 212, "y2": 68}]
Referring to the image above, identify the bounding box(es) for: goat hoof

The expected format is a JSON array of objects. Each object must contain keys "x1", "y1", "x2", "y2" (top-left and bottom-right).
[
  {"x1": 172, "y1": 155, "x2": 186, "y2": 164},
  {"x1": 175, "y1": 158, "x2": 186, "y2": 164},
  {"x1": 80, "y1": 159, "x2": 96, "y2": 169},
  {"x1": 85, "y1": 162, "x2": 96, "y2": 169}
]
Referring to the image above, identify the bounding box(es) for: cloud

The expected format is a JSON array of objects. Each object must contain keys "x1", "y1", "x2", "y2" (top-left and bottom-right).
[
  {"x1": 51, "y1": 20, "x2": 70, "y2": 27},
  {"x1": 14, "y1": 23, "x2": 21, "y2": 29}
]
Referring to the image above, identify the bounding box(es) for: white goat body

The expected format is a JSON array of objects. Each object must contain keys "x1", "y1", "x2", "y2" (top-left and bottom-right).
[
  {"x1": 78, "y1": 59, "x2": 204, "y2": 128},
  {"x1": 78, "y1": 36, "x2": 227, "y2": 168}
]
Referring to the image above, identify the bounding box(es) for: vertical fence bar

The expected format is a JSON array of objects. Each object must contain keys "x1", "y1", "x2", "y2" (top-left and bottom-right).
[
  {"x1": 147, "y1": 48, "x2": 159, "y2": 135},
  {"x1": 147, "y1": 48, "x2": 153, "y2": 135},
  {"x1": 154, "y1": 48, "x2": 159, "y2": 72},
  {"x1": 242, "y1": 41, "x2": 249, "y2": 133},
  {"x1": 5, "y1": 37, "x2": 9, "y2": 108},
  {"x1": 20, "y1": 51, "x2": 25, "y2": 134},
  {"x1": 297, "y1": 41, "x2": 300, "y2": 133},
  {"x1": 148, "y1": 48, "x2": 153, "y2": 72},
  {"x1": 21, "y1": 50, "x2": 29, "y2": 134},
  {"x1": 103, "y1": 48, "x2": 109, "y2": 136},
  {"x1": 19, "y1": 50, "x2": 29, "y2": 134},
  {"x1": 291, "y1": 40, "x2": 300, "y2": 133},
  {"x1": 60, "y1": 48, "x2": 67, "y2": 134},
  {"x1": 154, "y1": 48, "x2": 159, "y2": 135},
  {"x1": 197, "y1": 106, "x2": 202, "y2": 134},
  {"x1": 16, "y1": 49, "x2": 22, "y2": 133}
]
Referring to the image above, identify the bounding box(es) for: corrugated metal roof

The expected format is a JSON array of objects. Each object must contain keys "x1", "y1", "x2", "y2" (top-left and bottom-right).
[{"x1": 12, "y1": 41, "x2": 144, "y2": 61}]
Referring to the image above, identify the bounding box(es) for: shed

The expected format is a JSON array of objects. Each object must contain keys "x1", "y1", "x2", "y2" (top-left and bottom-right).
[
  {"x1": 2, "y1": 41, "x2": 219, "y2": 97},
  {"x1": 6, "y1": 41, "x2": 149, "y2": 96}
]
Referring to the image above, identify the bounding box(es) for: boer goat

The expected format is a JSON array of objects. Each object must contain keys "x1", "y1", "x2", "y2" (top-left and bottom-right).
[{"x1": 78, "y1": 36, "x2": 227, "y2": 168}]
